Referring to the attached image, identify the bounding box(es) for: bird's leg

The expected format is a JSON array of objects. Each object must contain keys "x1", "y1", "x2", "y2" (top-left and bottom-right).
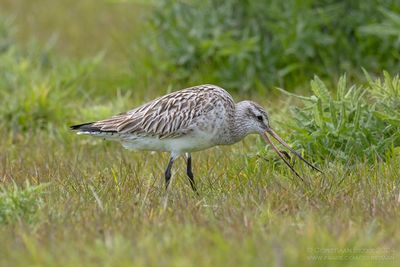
[
  {"x1": 186, "y1": 153, "x2": 197, "y2": 193},
  {"x1": 164, "y1": 157, "x2": 175, "y2": 189}
]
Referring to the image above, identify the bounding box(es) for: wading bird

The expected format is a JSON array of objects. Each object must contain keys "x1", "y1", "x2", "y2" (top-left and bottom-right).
[{"x1": 71, "y1": 84, "x2": 321, "y2": 192}]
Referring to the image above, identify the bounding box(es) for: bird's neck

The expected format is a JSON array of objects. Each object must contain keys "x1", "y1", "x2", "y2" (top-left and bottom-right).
[{"x1": 227, "y1": 102, "x2": 254, "y2": 143}]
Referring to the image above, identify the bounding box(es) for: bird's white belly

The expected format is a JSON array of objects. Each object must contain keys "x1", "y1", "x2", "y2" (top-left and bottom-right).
[{"x1": 120, "y1": 132, "x2": 217, "y2": 153}]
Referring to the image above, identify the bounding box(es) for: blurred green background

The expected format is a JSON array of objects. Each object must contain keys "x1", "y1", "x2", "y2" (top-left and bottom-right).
[{"x1": 0, "y1": 1, "x2": 399, "y2": 266}]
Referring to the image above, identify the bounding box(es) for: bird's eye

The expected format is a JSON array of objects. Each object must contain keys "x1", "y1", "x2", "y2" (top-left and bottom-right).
[{"x1": 256, "y1": 115, "x2": 263, "y2": 122}]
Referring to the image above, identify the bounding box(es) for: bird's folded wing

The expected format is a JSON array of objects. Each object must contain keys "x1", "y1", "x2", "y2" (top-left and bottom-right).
[{"x1": 91, "y1": 85, "x2": 233, "y2": 139}]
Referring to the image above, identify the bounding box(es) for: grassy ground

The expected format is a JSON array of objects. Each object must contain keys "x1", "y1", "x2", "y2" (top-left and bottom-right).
[
  {"x1": 0, "y1": 131, "x2": 399, "y2": 267},
  {"x1": 0, "y1": 1, "x2": 399, "y2": 266}
]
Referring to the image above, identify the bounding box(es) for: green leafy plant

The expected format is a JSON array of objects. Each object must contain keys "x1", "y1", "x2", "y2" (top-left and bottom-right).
[
  {"x1": 0, "y1": 181, "x2": 48, "y2": 225},
  {"x1": 366, "y1": 71, "x2": 400, "y2": 127},
  {"x1": 0, "y1": 18, "x2": 102, "y2": 133},
  {"x1": 359, "y1": 8, "x2": 400, "y2": 39},
  {"x1": 277, "y1": 72, "x2": 400, "y2": 163},
  {"x1": 144, "y1": 0, "x2": 400, "y2": 91}
]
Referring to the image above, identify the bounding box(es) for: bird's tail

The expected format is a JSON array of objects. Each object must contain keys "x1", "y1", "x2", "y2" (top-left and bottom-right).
[
  {"x1": 70, "y1": 122, "x2": 99, "y2": 132},
  {"x1": 70, "y1": 122, "x2": 121, "y2": 139}
]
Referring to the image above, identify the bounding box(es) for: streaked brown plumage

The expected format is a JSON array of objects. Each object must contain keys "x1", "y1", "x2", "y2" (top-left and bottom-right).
[
  {"x1": 71, "y1": 84, "x2": 321, "y2": 191},
  {"x1": 88, "y1": 85, "x2": 235, "y2": 139}
]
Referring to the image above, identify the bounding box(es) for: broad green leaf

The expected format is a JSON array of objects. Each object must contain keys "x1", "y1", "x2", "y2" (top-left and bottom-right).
[{"x1": 310, "y1": 76, "x2": 331, "y2": 102}]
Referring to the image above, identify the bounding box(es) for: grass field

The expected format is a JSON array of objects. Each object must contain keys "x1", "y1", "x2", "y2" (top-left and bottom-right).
[{"x1": 0, "y1": 1, "x2": 399, "y2": 266}]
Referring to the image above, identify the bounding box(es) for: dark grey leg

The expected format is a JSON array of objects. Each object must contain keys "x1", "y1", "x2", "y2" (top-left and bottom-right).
[
  {"x1": 186, "y1": 154, "x2": 197, "y2": 192},
  {"x1": 165, "y1": 157, "x2": 175, "y2": 189}
]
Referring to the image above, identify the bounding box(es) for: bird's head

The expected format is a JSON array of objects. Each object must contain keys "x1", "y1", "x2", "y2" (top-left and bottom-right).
[
  {"x1": 236, "y1": 101, "x2": 322, "y2": 179},
  {"x1": 236, "y1": 100, "x2": 270, "y2": 133}
]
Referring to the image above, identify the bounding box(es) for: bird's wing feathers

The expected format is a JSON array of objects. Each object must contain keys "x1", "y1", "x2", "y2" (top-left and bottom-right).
[{"x1": 91, "y1": 85, "x2": 234, "y2": 138}]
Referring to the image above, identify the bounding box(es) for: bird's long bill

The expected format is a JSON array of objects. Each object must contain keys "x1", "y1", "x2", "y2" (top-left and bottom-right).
[{"x1": 262, "y1": 129, "x2": 322, "y2": 174}]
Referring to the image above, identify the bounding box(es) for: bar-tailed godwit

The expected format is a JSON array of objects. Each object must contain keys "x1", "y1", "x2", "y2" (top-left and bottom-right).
[{"x1": 71, "y1": 84, "x2": 321, "y2": 191}]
